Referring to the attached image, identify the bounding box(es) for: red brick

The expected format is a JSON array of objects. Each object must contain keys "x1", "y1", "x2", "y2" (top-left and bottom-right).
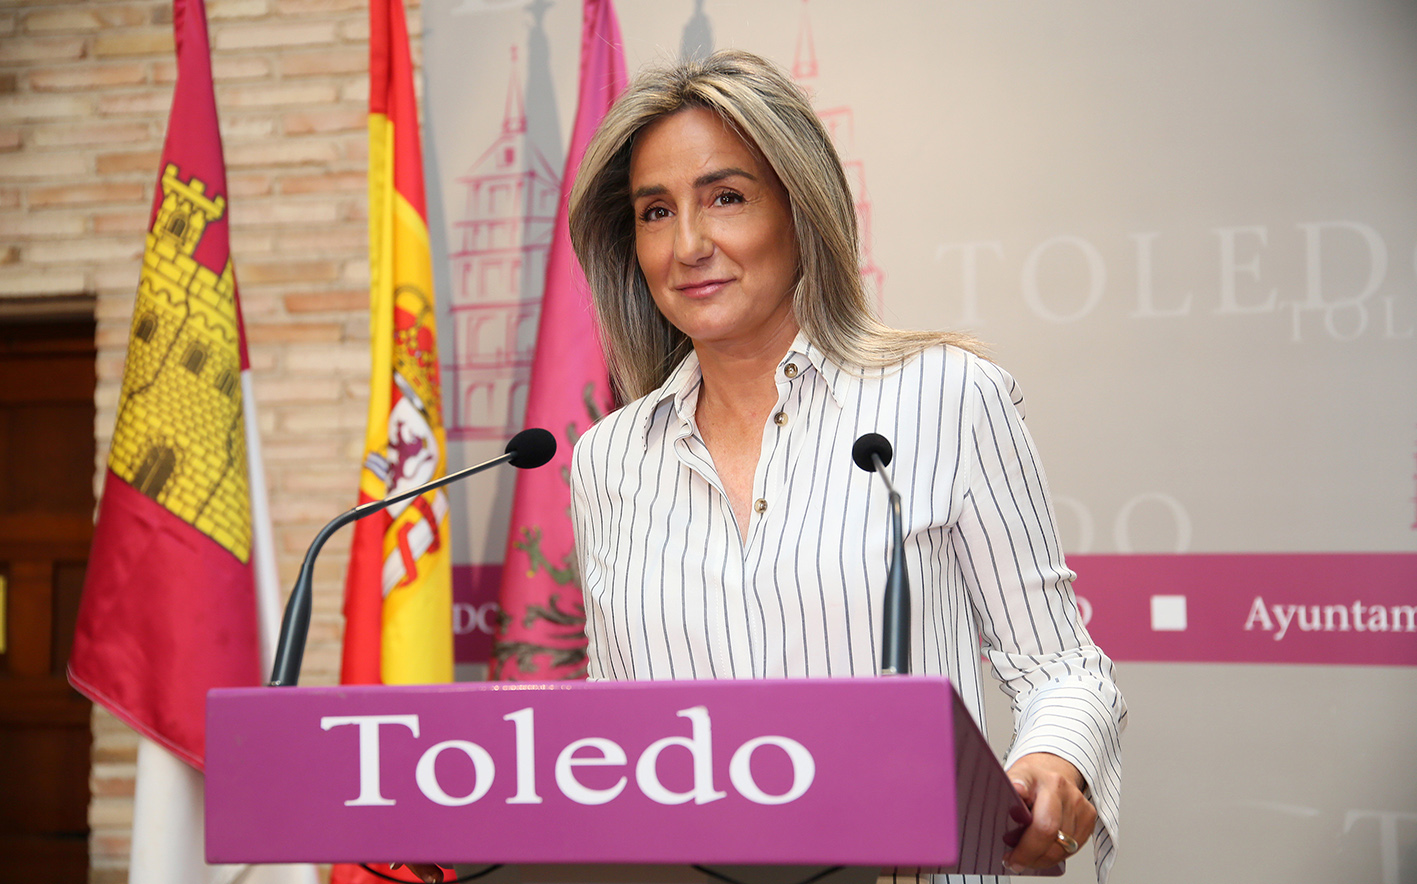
[
  {"x1": 95, "y1": 149, "x2": 163, "y2": 176},
  {"x1": 28, "y1": 182, "x2": 145, "y2": 207},
  {"x1": 275, "y1": 226, "x2": 365, "y2": 255},
  {"x1": 239, "y1": 259, "x2": 341, "y2": 284},
  {"x1": 279, "y1": 47, "x2": 365, "y2": 77},
  {"x1": 284, "y1": 289, "x2": 366, "y2": 314},
  {"x1": 278, "y1": 170, "x2": 364, "y2": 195},
  {"x1": 227, "y1": 173, "x2": 273, "y2": 197},
  {"x1": 29, "y1": 63, "x2": 148, "y2": 92},
  {"x1": 26, "y1": 7, "x2": 148, "y2": 31},
  {"x1": 30, "y1": 121, "x2": 153, "y2": 148},
  {"x1": 93, "y1": 30, "x2": 175, "y2": 58},
  {"x1": 0, "y1": 93, "x2": 93, "y2": 124},
  {"x1": 0, "y1": 36, "x2": 85, "y2": 64},
  {"x1": 245, "y1": 323, "x2": 349, "y2": 347},
  {"x1": 208, "y1": 0, "x2": 272, "y2": 19},
  {"x1": 220, "y1": 82, "x2": 340, "y2": 108},
  {"x1": 92, "y1": 210, "x2": 150, "y2": 235},
  {"x1": 96, "y1": 90, "x2": 174, "y2": 117},
  {"x1": 283, "y1": 107, "x2": 365, "y2": 135},
  {"x1": 0, "y1": 128, "x2": 20, "y2": 151},
  {"x1": 214, "y1": 20, "x2": 337, "y2": 51},
  {"x1": 0, "y1": 213, "x2": 86, "y2": 238},
  {"x1": 229, "y1": 137, "x2": 345, "y2": 166},
  {"x1": 0, "y1": 151, "x2": 88, "y2": 179},
  {"x1": 276, "y1": 0, "x2": 365, "y2": 12}
]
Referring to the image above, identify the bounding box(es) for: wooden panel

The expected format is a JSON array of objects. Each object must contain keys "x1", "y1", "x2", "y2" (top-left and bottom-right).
[
  {"x1": 5, "y1": 560, "x2": 52, "y2": 679},
  {"x1": 0, "y1": 316, "x2": 94, "y2": 883}
]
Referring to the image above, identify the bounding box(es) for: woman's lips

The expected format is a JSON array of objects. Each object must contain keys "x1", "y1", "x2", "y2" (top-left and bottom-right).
[{"x1": 675, "y1": 278, "x2": 731, "y2": 298}]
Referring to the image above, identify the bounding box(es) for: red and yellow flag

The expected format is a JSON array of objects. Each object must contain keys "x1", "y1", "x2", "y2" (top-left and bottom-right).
[
  {"x1": 68, "y1": 0, "x2": 261, "y2": 769},
  {"x1": 340, "y1": 0, "x2": 451, "y2": 687}
]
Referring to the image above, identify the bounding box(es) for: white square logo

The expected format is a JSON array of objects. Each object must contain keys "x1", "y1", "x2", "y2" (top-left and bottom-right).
[{"x1": 1150, "y1": 595, "x2": 1188, "y2": 631}]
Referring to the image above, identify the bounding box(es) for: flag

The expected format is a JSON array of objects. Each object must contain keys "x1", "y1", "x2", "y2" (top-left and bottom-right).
[
  {"x1": 340, "y1": 0, "x2": 453, "y2": 689},
  {"x1": 68, "y1": 1, "x2": 317, "y2": 882},
  {"x1": 491, "y1": 0, "x2": 626, "y2": 681},
  {"x1": 332, "y1": 0, "x2": 451, "y2": 879}
]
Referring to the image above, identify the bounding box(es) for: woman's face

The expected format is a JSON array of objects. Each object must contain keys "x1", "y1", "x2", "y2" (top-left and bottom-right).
[{"x1": 629, "y1": 107, "x2": 799, "y2": 355}]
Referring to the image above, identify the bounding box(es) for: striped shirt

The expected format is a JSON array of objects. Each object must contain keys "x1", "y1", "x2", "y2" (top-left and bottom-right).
[{"x1": 570, "y1": 335, "x2": 1125, "y2": 883}]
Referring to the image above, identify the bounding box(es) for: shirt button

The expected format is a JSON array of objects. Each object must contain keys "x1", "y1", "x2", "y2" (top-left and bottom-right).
[
  {"x1": 783, "y1": 362, "x2": 799, "y2": 378},
  {"x1": 754, "y1": 498, "x2": 768, "y2": 514},
  {"x1": 773, "y1": 411, "x2": 788, "y2": 426}
]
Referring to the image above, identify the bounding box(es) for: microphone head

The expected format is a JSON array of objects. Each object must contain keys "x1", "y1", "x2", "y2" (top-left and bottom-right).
[
  {"x1": 852, "y1": 433, "x2": 893, "y2": 472},
  {"x1": 506, "y1": 428, "x2": 557, "y2": 469}
]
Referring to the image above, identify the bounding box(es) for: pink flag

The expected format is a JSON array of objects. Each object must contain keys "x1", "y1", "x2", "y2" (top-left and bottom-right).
[{"x1": 492, "y1": 0, "x2": 626, "y2": 681}]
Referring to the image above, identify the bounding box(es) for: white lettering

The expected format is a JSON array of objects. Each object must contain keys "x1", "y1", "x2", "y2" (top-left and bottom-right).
[
  {"x1": 728, "y1": 736, "x2": 816, "y2": 806},
  {"x1": 1383, "y1": 296, "x2": 1414, "y2": 339},
  {"x1": 634, "y1": 706, "x2": 727, "y2": 806},
  {"x1": 1130, "y1": 232, "x2": 1192, "y2": 318},
  {"x1": 503, "y1": 707, "x2": 541, "y2": 804},
  {"x1": 1293, "y1": 221, "x2": 1387, "y2": 341},
  {"x1": 1214, "y1": 226, "x2": 1275, "y2": 315},
  {"x1": 1052, "y1": 495, "x2": 1095, "y2": 554},
  {"x1": 1272, "y1": 604, "x2": 1299, "y2": 641},
  {"x1": 1112, "y1": 492, "x2": 1192, "y2": 553},
  {"x1": 1074, "y1": 595, "x2": 1093, "y2": 628},
  {"x1": 1344, "y1": 809, "x2": 1417, "y2": 884},
  {"x1": 1244, "y1": 596, "x2": 1273, "y2": 632},
  {"x1": 416, "y1": 740, "x2": 495, "y2": 806},
  {"x1": 321, "y1": 714, "x2": 420, "y2": 807},
  {"x1": 1021, "y1": 235, "x2": 1106, "y2": 322},
  {"x1": 555, "y1": 738, "x2": 628, "y2": 806},
  {"x1": 935, "y1": 241, "x2": 1003, "y2": 327},
  {"x1": 453, "y1": 602, "x2": 500, "y2": 636},
  {"x1": 1392, "y1": 605, "x2": 1417, "y2": 632}
]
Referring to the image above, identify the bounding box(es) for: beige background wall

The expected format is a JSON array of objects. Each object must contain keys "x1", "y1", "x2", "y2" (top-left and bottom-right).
[{"x1": 3, "y1": 0, "x2": 1415, "y2": 882}]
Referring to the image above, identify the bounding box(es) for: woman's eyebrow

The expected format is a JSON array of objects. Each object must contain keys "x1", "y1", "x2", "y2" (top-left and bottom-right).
[{"x1": 630, "y1": 167, "x2": 758, "y2": 202}]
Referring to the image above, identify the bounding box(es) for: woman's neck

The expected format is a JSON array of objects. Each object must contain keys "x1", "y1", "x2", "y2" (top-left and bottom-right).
[{"x1": 692, "y1": 319, "x2": 799, "y2": 421}]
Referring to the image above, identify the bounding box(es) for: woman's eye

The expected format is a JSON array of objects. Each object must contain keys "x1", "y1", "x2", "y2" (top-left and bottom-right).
[
  {"x1": 713, "y1": 191, "x2": 744, "y2": 206},
  {"x1": 639, "y1": 206, "x2": 669, "y2": 222}
]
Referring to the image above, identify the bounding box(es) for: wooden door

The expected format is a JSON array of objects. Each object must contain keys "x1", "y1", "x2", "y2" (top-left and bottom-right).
[{"x1": 0, "y1": 317, "x2": 96, "y2": 882}]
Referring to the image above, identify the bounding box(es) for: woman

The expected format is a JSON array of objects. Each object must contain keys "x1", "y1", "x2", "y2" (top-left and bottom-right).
[
  {"x1": 568, "y1": 49, "x2": 1123, "y2": 883},
  {"x1": 403, "y1": 49, "x2": 1124, "y2": 884}
]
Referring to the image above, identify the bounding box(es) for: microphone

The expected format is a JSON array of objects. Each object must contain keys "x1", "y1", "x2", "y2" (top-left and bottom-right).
[
  {"x1": 268, "y1": 428, "x2": 558, "y2": 687},
  {"x1": 852, "y1": 432, "x2": 910, "y2": 676}
]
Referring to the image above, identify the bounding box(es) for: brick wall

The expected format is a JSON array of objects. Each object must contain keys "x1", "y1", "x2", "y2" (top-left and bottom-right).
[{"x1": 0, "y1": 0, "x2": 419, "y2": 879}]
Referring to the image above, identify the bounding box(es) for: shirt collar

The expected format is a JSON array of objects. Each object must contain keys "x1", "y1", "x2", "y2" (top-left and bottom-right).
[{"x1": 636, "y1": 332, "x2": 853, "y2": 446}]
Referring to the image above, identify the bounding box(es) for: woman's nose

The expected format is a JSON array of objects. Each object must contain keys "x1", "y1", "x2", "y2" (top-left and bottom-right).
[{"x1": 673, "y1": 212, "x2": 712, "y2": 264}]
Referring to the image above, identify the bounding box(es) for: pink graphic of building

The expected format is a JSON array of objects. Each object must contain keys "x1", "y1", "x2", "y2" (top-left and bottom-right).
[
  {"x1": 446, "y1": 49, "x2": 561, "y2": 439},
  {"x1": 793, "y1": 0, "x2": 885, "y2": 303}
]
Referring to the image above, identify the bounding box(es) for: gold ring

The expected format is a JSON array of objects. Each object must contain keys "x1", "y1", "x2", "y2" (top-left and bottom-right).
[{"x1": 1056, "y1": 830, "x2": 1080, "y2": 854}]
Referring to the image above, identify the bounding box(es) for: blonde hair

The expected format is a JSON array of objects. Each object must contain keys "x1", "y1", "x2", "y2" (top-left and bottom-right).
[{"x1": 569, "y1": 49, "x2": 980, "y2": 402}]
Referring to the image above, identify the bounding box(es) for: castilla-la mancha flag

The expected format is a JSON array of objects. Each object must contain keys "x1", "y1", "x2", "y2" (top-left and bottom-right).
[
  {"x1": 68, "y1": 1, "x2": 316, "y2": 882},
  {"x1": 491, "y1": 0, "x2": 626, "y2": 681}
]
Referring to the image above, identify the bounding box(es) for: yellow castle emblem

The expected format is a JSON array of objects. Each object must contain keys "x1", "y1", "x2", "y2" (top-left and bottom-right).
[{"x1": 109, "y1": 163, "x2": 251, "y2": 563}]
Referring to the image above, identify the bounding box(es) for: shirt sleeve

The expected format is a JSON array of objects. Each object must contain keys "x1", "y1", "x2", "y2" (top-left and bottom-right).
[{"x1": 950, "y1": 356, "x2": 1127, "y2": 883}]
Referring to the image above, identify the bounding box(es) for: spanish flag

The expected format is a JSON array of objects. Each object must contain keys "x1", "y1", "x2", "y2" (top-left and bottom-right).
[{"x1": 340, "y1": 0, "x2": 452, "y2": 688}]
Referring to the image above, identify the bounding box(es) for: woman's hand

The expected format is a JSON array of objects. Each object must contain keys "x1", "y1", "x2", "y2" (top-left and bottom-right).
[
  {"x1": 388, "y1": 862, "x2": 446, "y2": 883},
  {"x1": 1001, "y1": 752, "x2": 1096, "y2": 873}
]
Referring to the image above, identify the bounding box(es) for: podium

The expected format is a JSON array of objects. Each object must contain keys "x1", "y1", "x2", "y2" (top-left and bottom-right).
[{"x1": 206, "y1": 677, "x2": 1053, "y2": 878}]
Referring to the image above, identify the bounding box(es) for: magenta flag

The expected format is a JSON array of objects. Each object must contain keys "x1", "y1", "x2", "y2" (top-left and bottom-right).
[{"x1": 492, "y1": 0, "x2": 626, "y2": 681}]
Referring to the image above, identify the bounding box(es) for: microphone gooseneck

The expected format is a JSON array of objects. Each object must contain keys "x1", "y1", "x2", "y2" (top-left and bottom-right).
[
  {"x1": 852, "y1": 432, "x2": 910, "y2": 676},
  {"x1": 268, "y1": 428, "x2": 558, "y2": 687}
]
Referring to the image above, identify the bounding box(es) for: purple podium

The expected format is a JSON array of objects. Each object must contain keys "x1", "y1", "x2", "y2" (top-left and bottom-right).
[{"x1": 206, "y1": 677, "x2": 1045, "y2": 878}]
